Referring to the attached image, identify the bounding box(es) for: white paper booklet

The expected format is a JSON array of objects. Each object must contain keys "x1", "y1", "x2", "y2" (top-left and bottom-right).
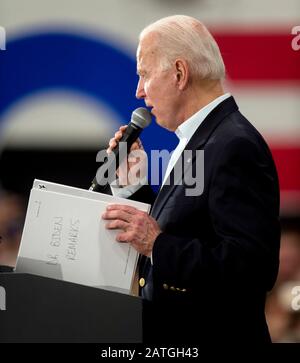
[{"x1": 16, "y1": 179, "x2": 150, "y2": 295}]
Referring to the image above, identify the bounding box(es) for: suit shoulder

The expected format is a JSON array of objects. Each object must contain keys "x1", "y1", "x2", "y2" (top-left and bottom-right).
[{"x1": 212, "y1": 110, "x2": 272, "y2": 154}]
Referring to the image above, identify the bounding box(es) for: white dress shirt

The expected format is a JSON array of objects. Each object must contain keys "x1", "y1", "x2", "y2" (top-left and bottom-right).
[{"x1": 161, "y1": 93, "x2": 231, "y2": 187}]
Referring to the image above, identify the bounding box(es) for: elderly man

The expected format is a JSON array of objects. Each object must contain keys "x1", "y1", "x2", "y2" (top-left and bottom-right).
[{"x1": 102, "y1": 15, "x2": 280, "y2": 343}]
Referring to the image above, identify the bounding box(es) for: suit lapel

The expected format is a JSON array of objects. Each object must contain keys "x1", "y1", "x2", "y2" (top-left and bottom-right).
[{"x1": 151, "y1": 96, "x2": 239, "y2": 220}]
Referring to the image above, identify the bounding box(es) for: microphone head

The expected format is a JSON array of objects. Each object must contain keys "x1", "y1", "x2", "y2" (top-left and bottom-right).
[{"x1": 131, "y1": 107, "x2": 152, "y2": 129}]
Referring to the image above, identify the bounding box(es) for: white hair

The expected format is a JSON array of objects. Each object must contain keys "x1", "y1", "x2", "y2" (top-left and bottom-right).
[{"x1": 139, "y1": 15, "x2": 225, "y2": 80}]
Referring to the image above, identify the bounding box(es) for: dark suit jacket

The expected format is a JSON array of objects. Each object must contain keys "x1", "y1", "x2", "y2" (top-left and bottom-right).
[{"x1": 132, "y1": 96, "x2": 280, "y2": 343}]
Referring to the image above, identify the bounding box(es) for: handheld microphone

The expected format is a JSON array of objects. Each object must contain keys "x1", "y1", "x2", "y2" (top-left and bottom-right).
[{"x1": 90, "y1": 107, "x2": 152, "y2": 192}]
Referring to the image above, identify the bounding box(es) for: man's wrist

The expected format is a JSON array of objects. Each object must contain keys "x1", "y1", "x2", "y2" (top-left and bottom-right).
[{"x1": 110, "y1": 176, "x2": 148, "y2": 198}]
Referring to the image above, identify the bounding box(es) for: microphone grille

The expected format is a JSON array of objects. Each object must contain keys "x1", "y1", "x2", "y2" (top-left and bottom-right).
[{"x1": 131, "y1": 107, "x2": 152, "y2": 129}]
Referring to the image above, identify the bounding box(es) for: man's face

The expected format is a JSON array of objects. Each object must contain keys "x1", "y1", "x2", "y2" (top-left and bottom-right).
[{"x1": 136, "y1": 36, "x2": 181, "y2": 131}]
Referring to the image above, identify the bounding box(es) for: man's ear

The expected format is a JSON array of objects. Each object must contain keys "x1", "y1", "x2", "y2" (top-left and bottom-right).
[{"x1": 175, "y1": 59, "x2": 189, "y2": 90}]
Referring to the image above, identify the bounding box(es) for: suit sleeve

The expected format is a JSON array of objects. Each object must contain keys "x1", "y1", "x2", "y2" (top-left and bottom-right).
[{"x1": 152, "y1": 137, "x2": 280, "y2": 292}]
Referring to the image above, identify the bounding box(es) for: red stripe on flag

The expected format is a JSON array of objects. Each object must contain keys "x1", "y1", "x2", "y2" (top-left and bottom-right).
[
  {"x1": 271, "y1": 146, "x2": 300, "y2": 191},
  {"x1": 213, "y1": 32, "x2": 300, "y2": 81}
]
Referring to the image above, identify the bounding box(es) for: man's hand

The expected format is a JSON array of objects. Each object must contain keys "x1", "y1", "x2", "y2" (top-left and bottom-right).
[
  {"x1": 102, "y1": 204, "x2": 161, "y2": 257},
  {"x1": 107, "y1": 126, "x2": 147, "y2": 186}
]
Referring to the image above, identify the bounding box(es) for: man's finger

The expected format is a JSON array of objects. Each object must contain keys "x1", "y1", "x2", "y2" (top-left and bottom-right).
[
  {"x1": 105, "y1": 220, "x2": 129, "y2": 230},
  {"x1": 106, "y1": 204, "x2": 138, "y2": 214},
  {"x1": 114, "y1": 131, "x2": 123, "y2": 139},
  {"x1": 102, "y1": 209, "x2": 133, "y2": 222},
  {"x1": 116, "y1": 231, "x2": 132, "y2": 242},
  {"x1": 108, "y1": 139, "x2": 117, "y2": 148}
]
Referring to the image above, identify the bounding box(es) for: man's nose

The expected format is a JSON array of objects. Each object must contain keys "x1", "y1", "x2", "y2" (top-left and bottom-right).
[{"x1": 136, "y1": 79, "x2": 145, "y2": 99}]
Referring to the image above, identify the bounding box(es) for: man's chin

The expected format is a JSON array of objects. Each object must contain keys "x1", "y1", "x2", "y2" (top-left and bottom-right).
[
  {"x1": 156, "y1": 118, "x2": 170, "y2": 131},
  {"x1": 152, "y1": 113, "x2": 171, "y2": 130}
]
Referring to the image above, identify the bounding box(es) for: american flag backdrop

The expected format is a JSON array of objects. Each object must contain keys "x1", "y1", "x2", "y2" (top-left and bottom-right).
[
  {"x1": 214, "y1": 27, "x2": 300, "y2": 215},
  {"x1": 0, "y1": 0, "x2": 299, "y2": 215}
]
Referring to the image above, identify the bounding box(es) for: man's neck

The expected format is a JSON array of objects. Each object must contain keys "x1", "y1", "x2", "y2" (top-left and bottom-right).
[{"x1": 175, "y1": 80, "x2": 225, "y2": 129}]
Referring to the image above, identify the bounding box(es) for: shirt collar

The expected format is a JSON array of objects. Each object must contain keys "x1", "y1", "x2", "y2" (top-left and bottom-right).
[{"x1": 175, "y1": 93, "x2": 231, "y2": 142}]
